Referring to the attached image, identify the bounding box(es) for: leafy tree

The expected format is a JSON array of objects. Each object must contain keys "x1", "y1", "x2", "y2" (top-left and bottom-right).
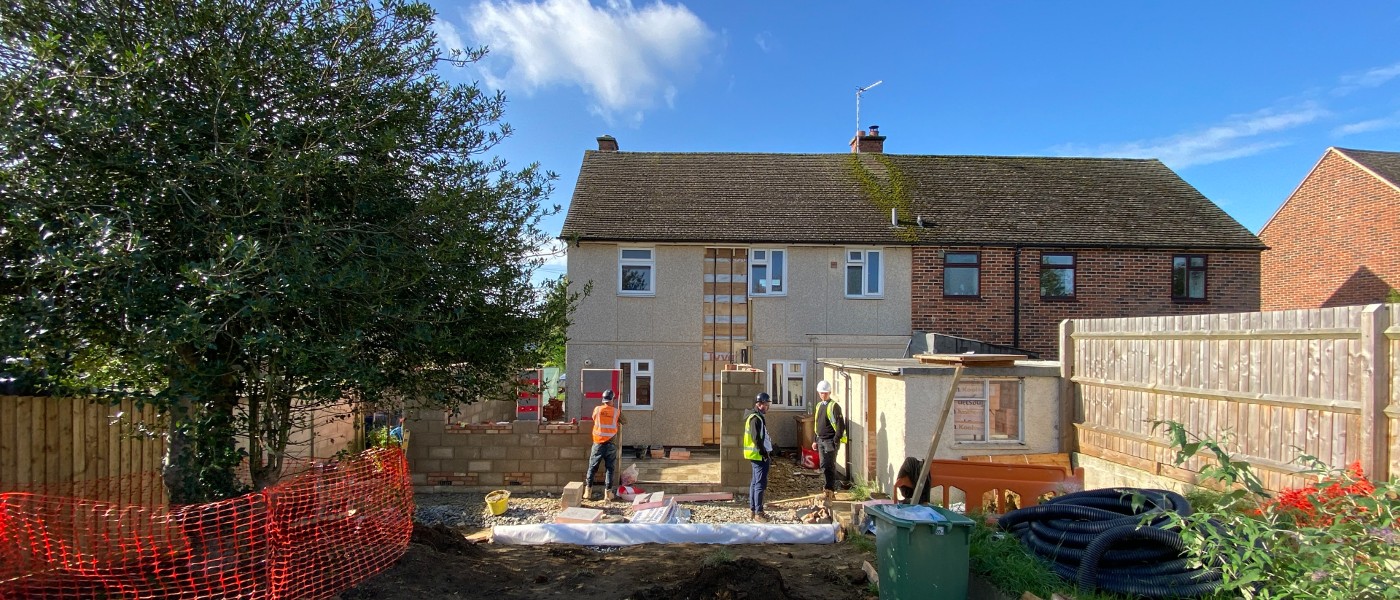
[{"x1": 0, "y1": 0, "x2": 563, "y2": 502}]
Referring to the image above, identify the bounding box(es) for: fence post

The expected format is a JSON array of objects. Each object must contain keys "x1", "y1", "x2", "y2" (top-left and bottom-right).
[
  {"x1": 1359, "y1": 304, "x2": 1390, "y2": 480},
  {"x1": 1059, "y1": 319, "x2": 1078, "y2": 454}
]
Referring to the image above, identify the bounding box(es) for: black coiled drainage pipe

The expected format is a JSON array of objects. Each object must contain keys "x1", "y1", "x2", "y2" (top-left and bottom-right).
[{"x1": 998, "y1": 488, "x2": 1221, "y2": 598}]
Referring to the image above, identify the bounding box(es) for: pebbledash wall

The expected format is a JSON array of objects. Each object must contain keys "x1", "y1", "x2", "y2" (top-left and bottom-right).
[
  {"x1": 911, "y1": 247, "x2": 1261, "y2": 360},
  {"x1": 404, "y1": 406, "x2": 612, "y2": 492}
]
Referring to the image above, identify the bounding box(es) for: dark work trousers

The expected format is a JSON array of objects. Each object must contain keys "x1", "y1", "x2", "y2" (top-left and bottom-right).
[
  {"x1": 750, "y1": 458, "x2": 771, "y2": 514},
  {"x1": 585, "y1": 439, "x2": 617, "y2": 491},
  {"x1": 817, "y1": 438, "x2": 840, "y2": 491}
]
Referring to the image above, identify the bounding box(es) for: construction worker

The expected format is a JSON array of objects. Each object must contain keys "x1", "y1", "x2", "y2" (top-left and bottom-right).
[
  {"x1": 584, "y1": 389, "x2": 626, "y2": 501},
  {"x1": 743, "y1": 392, "x2": 774, "y2": 522},
  {"x1": 811, "y1": 380, "x2": 846, "y2": 502}
]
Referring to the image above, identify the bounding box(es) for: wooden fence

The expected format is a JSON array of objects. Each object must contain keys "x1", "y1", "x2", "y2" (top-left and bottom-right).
[
  {"x1": 1063, "y1": 303, "x2": 1397, "y2": 492},
  {"x1": 0, "y1": 395, "x2": 166, "y2": 505}
]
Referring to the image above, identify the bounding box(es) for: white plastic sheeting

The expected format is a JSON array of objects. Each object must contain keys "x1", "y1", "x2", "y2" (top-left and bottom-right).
[{"x1": 491, "y1": 523, "x2": 842, "y2": 546}]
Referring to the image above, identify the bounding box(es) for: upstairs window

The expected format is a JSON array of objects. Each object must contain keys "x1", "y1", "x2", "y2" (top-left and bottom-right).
[
  {"x1": 617, "y1": 360, "x2": 653, "y2": 408},
  {"x1": 845, "y1": 249, "x2": 882, "y2": 298},
  {"x1": 767, "y1": 361, "x2": 806, "y2": 408},
  {"x1": 944, "y1": 252, "x2": 980, "y2": 297},
  {"x1": 619, "y1": 248, "x2": 654, "y2": 296},
  {"x1": 1172, "y1": 255, "x2": 1207, "y2": 301},
  {"x1": 1040, "y1": 253, "x2": 1076, "y2": 299},
  {"x1": 749, "y1": 249, "x2": 787, "y2": 296}
]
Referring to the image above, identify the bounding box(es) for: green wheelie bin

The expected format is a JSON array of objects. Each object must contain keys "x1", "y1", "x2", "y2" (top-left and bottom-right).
[{"x1": 866, "y1": 503, "x2": 975, "y2": 600}]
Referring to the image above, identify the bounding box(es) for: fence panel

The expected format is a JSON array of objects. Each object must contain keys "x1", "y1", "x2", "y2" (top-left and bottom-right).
[
  {"x1": 1070, "y1": 305, "x2": 1394, "y2": 492},
  {"x1": 0, "y1": 396, "x2": 164, "y2": 506}
]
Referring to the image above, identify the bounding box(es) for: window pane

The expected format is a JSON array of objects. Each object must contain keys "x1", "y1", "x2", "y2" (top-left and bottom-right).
[
  {"x1": 866, "y1": 251, "x2": 880, "y2": 294},
  {"x1": 1040, "y1": 269, "x2": 1073, "y2": 297},
  {"x1": 988, "y1": 381, "x2": 1020, "y2": 440},
  {"x1": 848, "y1": 251, "x2": 862, "y2": 262},
  {"x1": 635, "y1": 374, "x2": 651, "y2": 406},
  {"x1": 846, "y1": 265, "x2": 863, "y2": 295},
  {"x1": 947, "y1": 252, "x2": 978, "y2": 264},
  {"x1": 784, "y1": 377, "x2": 803, "y2": 407},
  {"x1": 946, "y1": 267, "x2": 979, "y2": 296},
  {"x1": 1189, "y1": 256, "x2": 1205, "y2": 268},
  {"x1": 621, "y1": 265, "x2": 651, "y2": 291},
  {"x1": 638, "y1": 361, "x2": 650, "y2": 372},
  {"x1": 953, "y1": 381, "x2": 986, "y2": 442},
  {"x1": 1173, "y1": 256, "x2": 1186, "y2": 269},
  {"x1": 619, "y1": 362, "x2": 632, "y2": 404},
  {"x1": 751, "y1": 264, "x2": 768, "y2": 294},
  {"x1": 1188, "y1": 271, "x2": 1206, "y2": 298},
  {"x1": 753, "y1": 250, "x2": 766, "y2": 261},
  {"x1": 770, "y1": 251, "x2": 784, "y2": 293},
  {"x1": 1042, "y1": 254, "x2": 1073, "y2": 266},
  {"x1": 621, "y1": 249, "x2": 652, "y2": 260},
  {"x1": 1172, "y1": 263, "x2": 1186, "y2": 297}
]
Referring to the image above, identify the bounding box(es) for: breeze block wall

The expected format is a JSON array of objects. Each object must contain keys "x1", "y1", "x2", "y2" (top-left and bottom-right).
[
  {"x1": 405, "y1": 409, "x2": 606, "y2": 493},
  {"x1": 1259, "y1": 150, "x2": 1400, "y2": 310},
  {"x1": 912, "y1": 246, "x2": 1262, "y2": 360}
]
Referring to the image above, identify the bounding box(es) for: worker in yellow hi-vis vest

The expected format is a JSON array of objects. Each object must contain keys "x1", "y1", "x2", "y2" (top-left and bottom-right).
[{"x1": 811, "y1": 380, "x2": 846, "y2": 502}]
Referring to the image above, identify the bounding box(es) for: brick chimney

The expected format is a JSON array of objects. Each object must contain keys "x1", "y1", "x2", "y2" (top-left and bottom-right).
[
  {"x1": 849, "y1": 125, "x2": 885, "y2": 154},
  {"x1": 596, "y1": 135, "x2": 619, "y2": 152}
]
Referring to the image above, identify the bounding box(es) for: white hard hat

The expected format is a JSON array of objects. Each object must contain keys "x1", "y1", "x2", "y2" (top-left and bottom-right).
[{"x1": 816, "y1": 380, "x2": 832, "y2": 394}]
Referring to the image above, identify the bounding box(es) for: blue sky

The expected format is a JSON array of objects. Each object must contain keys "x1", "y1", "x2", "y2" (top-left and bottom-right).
[{"x1": 427, "y1": 1, "x2": 1400, "y2": 280}]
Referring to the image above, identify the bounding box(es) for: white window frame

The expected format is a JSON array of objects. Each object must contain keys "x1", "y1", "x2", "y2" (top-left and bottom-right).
[
  {"x1": 951, "y1": 378, "x2": 1024, "y2": 443},
  {"x1": 616, "y1": 359, "x2": 654, "y2": 410},
  {"x1": 766, "y1": 360, "x2": 806, "y2": 409},
  {"x1": 618, "y1": 247, "x2": 655, "y2": 296},
  {"x1": 844, "y1": 248, "x2": 883, "y2": 298},
  {"x1": 749, "y1": 248, "x2": 788, "y2": 297}
]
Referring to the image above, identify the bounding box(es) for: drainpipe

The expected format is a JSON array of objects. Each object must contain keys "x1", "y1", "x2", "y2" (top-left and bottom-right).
[{"x1": 1012, "y1": 245, "x2": 1022, "y2": 349}]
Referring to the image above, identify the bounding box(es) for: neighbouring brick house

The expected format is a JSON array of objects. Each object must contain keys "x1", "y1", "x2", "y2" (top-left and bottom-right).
[
  {"x1": 1259, "y1": 147, "x2": 1400, "y2": 310},
  {"x1": 561, "y1": 129, "x2": 1262, "y2": 449}
]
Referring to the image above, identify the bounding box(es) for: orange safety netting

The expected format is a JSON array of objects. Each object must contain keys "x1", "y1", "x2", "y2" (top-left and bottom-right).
[{"x1": 0, "y1": 447, "x2": 412, "y2": 599}]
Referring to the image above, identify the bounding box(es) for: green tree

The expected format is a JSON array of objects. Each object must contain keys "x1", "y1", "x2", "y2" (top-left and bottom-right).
[{"x1": 0, "y1": 0, "x2": 562, "y2": 502}]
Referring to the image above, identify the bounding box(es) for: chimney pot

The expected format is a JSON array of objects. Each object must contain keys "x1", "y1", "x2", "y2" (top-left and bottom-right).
[
  {"x1": 849, "y1": 127, "x2": 887, "y2": 154},
  {"x1": 596, "y1": 135, "x2": 619, "y2": 152}
]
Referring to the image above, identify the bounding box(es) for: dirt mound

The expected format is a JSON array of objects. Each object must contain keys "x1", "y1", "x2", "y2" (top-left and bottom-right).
[
  {"x1": 410, "y1": 522, "x2": 482, "y2": 556},
  {"x1": 630, "y1": 557, "x2": 794, "y2": 600}
]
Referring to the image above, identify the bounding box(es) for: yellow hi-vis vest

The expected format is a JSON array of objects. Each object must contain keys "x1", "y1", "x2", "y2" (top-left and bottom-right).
[
  {"x1": 814, "y1": 400, "x2": 848, "y2": 444},
  {"x1": 743, "y1": 413, "x2": 766, "y2": 460},
  {"x1": 592, "y1": 404, "x2": 620, "y2": 443}
]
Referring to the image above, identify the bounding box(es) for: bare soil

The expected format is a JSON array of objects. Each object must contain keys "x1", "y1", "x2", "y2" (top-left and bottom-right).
[{"x1": 342, "y1": 456, "x2": 878, "y2": 600}]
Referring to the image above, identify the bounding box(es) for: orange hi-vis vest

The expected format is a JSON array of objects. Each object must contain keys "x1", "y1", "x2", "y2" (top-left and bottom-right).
[{"x1": 592, "y1": 404, "x2": 620, "y2": 443}]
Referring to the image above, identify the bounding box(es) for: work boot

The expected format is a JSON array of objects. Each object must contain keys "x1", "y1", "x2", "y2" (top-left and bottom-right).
[
  {"x1": 584, "y1": 486, "x2": 592, "y2": 501},
  {"x1": 752, "y1": 512, "x2": 771, "y2": 523},
  {"x1": 604, "y1": 490, "x2": 615, "y2": 502}
]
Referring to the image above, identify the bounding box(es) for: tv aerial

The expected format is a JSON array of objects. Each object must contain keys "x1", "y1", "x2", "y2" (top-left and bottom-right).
[{"x1": 855, "y1": 80, "x2": 883, "y2": 152}]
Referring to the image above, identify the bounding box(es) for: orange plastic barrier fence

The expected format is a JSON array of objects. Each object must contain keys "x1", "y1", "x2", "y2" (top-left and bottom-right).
[{"x1": 0, "y1": 447, "x2": 412, "y2": 599}]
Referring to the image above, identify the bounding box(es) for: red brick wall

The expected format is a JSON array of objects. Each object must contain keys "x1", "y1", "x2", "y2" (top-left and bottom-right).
[
  {"x1": 911, "y1": 247, "x2": 1261, "y2": 359},
  {"x1": 1259, "y1": 151, "x2": 1400, "y2": 310}
]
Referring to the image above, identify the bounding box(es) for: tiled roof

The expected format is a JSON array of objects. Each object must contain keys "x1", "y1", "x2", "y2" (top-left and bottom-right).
[
  {"x1": 1336, "y1": 147, "x2": 1400, "y2": 189},
  {"x1": 561, "y1": 151, "x2": 1264, "y2": 249}
]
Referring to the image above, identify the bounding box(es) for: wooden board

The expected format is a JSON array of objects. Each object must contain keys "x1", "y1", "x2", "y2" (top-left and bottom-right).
[{"x1": 912, "y1": 353, "x2": 1026, "y2": 368}]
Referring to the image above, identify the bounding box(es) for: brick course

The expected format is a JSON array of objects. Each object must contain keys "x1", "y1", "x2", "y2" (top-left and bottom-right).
[
  {"x1": 911, "y1": 247, "x2": 1261, "y2": 359},
  {"x1": 407, "y1": 414, "x2": 604, "y2": 492},
  {"x1": 1259, "y1": 150, "x2": 1400, "y2": 310}
]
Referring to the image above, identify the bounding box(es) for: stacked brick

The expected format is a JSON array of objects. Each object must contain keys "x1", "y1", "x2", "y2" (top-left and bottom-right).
[{"x1": 406, "y1": 414, "x2": 595, "y2": 492}]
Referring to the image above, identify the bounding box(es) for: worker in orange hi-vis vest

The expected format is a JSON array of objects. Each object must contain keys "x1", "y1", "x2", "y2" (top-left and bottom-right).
[{"x1": 584, "y1": 389, "x2": 627, "y2": 501}]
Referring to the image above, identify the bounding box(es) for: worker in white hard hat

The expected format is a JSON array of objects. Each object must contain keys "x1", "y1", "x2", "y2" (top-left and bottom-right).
[{"x1": 811, "y1": 380, "x2": 846, "y2": 502}]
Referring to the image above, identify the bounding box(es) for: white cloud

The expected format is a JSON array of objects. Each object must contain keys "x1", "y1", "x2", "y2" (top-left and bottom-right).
[
  {"x1": 452, "y1": 0, "x2": 713, "y2": 122},
  {"x1": 754, "y1": 31, "x2": 774, "y2": 53},
  {"x1": 1052, "y1": 104, "x2": 1328, "y2": 169},
  {"x1": 1339, "y1": 62, "x2": 1400, "y2": 90},
  {"x1": 433, "y1": 18, "x2": 467, "y2": 57},
  {"x1": 1334, "y1": 114, "x2": 1400, "y2": 136}
]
